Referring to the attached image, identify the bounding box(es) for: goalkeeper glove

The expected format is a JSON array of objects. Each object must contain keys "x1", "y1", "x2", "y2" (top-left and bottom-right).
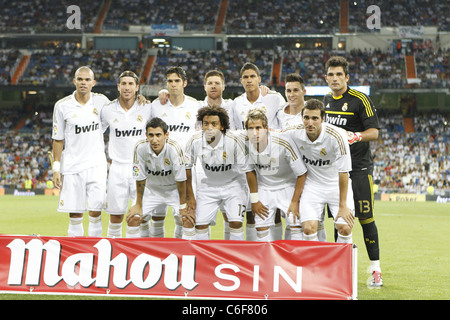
[{"x1": 347, "y1": 131, "x2": 362, "y2": 145}]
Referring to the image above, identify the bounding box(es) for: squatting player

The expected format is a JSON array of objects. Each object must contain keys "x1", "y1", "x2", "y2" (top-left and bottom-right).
[
  {"x1": 243, "y1": 108, "x2": 307, "y2": 241},
  {"x1": 185, "y1": 106, "x2": 248, "y2": 240},
  {"x1": 100, "y1": 71, "x2": 152, "y2": 238},
  {"x1": 323, "y1": 55, "x2": 382, "y2": 287},
  {"x1": 127, "y1": 118, "x2": 194, "y2": 240},
  {"x1": 52, "y1": 66, "x2": 109, "y2": 237},
  {"x1": 283, "y1": 99, "x2": 355, "y2": 244}
]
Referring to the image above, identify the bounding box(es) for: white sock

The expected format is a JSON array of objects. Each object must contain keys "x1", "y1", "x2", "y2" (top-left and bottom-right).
[
  {"x1": 256, "y1": 229, "x2": 270, "y2": 242},
  {"x1": 370, "y1": 260, "x2": 381, "y2": 273},
  {"x1": 246, "y1": 223, "x2": 256, "y2": 241},
  {"x1": 284, "y1": 225, "x2": 291, "y2": 240},
  {"x1": 68, "y1": 217, "x2": 83, "y2": 237},
  {"x1": 196, "y1": 227, "x2": 210, "y2": 240},
  {"x1": 304, "y1": 232, "x2": 318, "y2": 241},
  {"x1": 270, "y1": 222, "x2": 283, "y2": 241},
  {"x1": 126, "y1": 226, "x2": 140, "y2": 238},
  {"x1": 290, "y1": 227, "x2": 303, "y2": 240},
  {"x1": 150, "y1": 220, "x2": 165, "y2": 238},
  {"x1": 107, "y1": 222, "x2": 122, "y2": 238},
  {"x1": 182, "y1": 227, "x2": 196, "y2": 240},
  {"x1": 88, "y1": 215, "x2": 102, "y2": 237},
  {"x1": 318, "y1": 220, "x2": 327, "y2": 241},
  {"x1": 174, "y1": 216, "x2": 183, "y2": 239},
  {"x1": 140, "y1": 220, "x2": 150, "y2": 237},
  {"x1": 223, "y1": 221, "x2": 230, "y2": 240},
  {"x1": 230, "y1": 226, "x2": 244, "y2": 240},
  {"x1": 337, "y1": 232, "x2": 352, "y2": 244}
]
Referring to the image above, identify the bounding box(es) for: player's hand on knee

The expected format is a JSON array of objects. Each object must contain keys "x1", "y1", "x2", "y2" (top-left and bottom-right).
[
  {"x1": 180, "y1": 208, "x2": 195, "y2": 226},
  {"x1": 335, "y1": 206, "x2": 354, "y2": 228},
  {"x1": 126, "y1": 205, "x2": 142, "y2": 225},
  {"x1": 287, "y1": 201, "x2": 300, "y2": 224},
  {"x1": 252, "y1": 202, "x2": 269, "y2": 219}
]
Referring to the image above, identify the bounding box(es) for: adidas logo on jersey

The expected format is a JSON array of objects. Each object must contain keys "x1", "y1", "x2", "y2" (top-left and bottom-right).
[
  {"x1": 302, "y1": 155, "x2": 330, "y2": 166},
  {"x1": 75, "y1": 122, "x2": 100, "y2": 134},
  {"x1": 115, "y1": 127, "x2": 143, "y2": 137}
]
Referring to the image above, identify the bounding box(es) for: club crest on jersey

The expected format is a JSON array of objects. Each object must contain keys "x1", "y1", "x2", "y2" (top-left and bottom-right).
[
  {"x1": 137, "y1": 115, "x2": 143, "y2": 122},
  {"x1": 93, "y1": 108, "x2": 98, "y2": 115},
  {"x1": 164, "y1": 158, "x2": 170, "y2": 166},
  {"x1": 342, "y1": 103, "x2": 348, "y2": 111},
  {"x1": 320, "y1": 148, "x2": 327, "y2": 156},
  {"x1": 223, "y1": 152, "x2": 227, "y2": 159},
  {"x1": 53, "y1": 124, "x2": 58, "y2": 134},
  {"x1": 260, "y1": 106, "x2": 267, "y2": 113},
  {"x1": 185, "y1": 112, "x2": 191, "y2": 119}
]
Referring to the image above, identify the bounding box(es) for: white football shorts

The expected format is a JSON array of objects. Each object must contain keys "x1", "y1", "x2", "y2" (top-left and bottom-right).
[
  {"x1": 58, "y1": 164, "x2": 107, "y2": 213},
  {"x1": 195, "y1": 182, "x2": 248, "y2": 226},
  {"x1": 106, "y1": 161, "x2": 137, "y2": 215},
  {"x1": 255, "y1": 185, "x2": 295, "y2": 228},
  {"x1": 142, "y1": 184, "x2": 180, "y2": 218},
  {"x1": 299, "y1": 180, "x2": 355, "y2": 225}
]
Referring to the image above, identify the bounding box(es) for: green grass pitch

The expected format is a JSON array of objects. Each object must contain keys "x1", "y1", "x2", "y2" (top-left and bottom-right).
[{"x1": 1, "y1": 195, "x2": 449, "y2": 300}]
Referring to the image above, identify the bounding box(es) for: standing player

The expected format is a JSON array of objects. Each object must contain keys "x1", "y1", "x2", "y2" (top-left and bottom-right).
[
  {"x1": 150, "y1": 66, "x2": 202, "y2": 237},
  {"x1": 277, "y1": 73, "x2": 327, "y2": 241},
  {"x1": 52, "y1": 66, "x2": 109, "y2": 237},
  {"x1": 185, "y1": 106, "x2": 248, "y2": 240},
  {"x1": 283, "y1": 99, "x2": 355, "y2": 243},
  {"x1": 243, "y1": 108, "x2": 307, "y2": 241},
  {"x1": 126, "y1": 118, "x2": 193, "y2": 239},
  {"x1": 100, "y1": 71, "x2": 152, "y2": 238},
  {"x1": 323, "y1": 56, "x2": 382, "y2": 287},
  {"x1": 233, "y1": 62, "x2": 286, "y2": 240}
]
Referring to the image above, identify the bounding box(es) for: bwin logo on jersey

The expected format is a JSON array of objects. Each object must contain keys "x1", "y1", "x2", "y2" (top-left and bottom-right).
[
  {"x1": 325, "y1": 114, "x2": 348, "y2": 126},
  {"x1": 75, "y1": 122, "x2": 100, "y2": 134},
  {"x1": 147, "y1": 169, "x2": 172, "y2": 176},
  {"x1": 205, "y1": 163, "x2": 232, "y2": 172},
  {"x1": 302, "y1": 155, "x2": 330, "y2": 166},
  {"x1": 115, "y1": 127, "x2": 143, "y2": 137},
  {"x1": 168, "y1": 123, "x2": 190, "y2": 132}
]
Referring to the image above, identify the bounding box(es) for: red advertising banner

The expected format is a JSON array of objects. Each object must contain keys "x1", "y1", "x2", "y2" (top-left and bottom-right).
[{"x1": 0, "y1": 235, "x2": 357, "y2": 300}]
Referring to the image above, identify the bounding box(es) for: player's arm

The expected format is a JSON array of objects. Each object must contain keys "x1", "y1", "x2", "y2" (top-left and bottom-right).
[
  {"x1": 185, "y1": 168, "x2": 196, "y2": 215},
  {"x1": 347, "y1": 127, "x2": 378, "y2": 144},
  {"x1": 126, "y1": 179, "x2": 146, "y2": 224},
  {"x1": 51, "y1": 139, "x2": 64, "y2": 189},
  {"x1": 245, "y1": 170, "x2": 269, "y2": 219},
  {"x1": 335, "y1": 172, "x2": 354, "y2": 228},
  {"x1": 177, "y1": 180, "x2": 194, "y2": 226},
  {"x1": 287, "y1": 173, "x2": 306, "y2": 224}
]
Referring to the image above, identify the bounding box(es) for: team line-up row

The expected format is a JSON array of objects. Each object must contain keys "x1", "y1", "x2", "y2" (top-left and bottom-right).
[{"x1": 51, "y1": 57, "x2": 382, "y2": 285}]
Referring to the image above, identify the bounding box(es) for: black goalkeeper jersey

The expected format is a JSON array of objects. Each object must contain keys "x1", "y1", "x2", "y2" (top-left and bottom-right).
[{"x1": 323, "y1": 87, "x2": 380, "y2": 173}]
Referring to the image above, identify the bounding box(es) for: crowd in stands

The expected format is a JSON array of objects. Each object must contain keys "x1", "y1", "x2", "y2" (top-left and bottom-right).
[
  {"x1": 103, "y1": 0, "x2": 220, "y2": 32},
  {"x1": 0, "y1": 0, "x2": 100, "y2": 33},
  {"x1": 19, "y1": 44, "x2": 146, "y2": 86},
  {"x1": 1, "y1": 106, "x2": 448, "y2": 196},
  {"x1": 373, "y1": 110, "x2": 449, "y2": 196},
  {"x1": 150, "y1": 49, "x2": 274, "y2": 86}
]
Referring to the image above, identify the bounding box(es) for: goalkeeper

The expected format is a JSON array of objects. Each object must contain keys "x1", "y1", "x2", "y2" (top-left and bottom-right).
[{"x1": 323, "y1": 55, "x2": 383, "y2": 288}]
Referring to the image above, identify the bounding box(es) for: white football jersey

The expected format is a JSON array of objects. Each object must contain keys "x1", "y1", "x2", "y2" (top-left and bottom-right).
[
  {"x1": 151, "y1": 95, "x2": 202, "y2": 149},
  {"x1": 185, "y1": 131, "x2": 247, "y2": 187},
  {"x1": 276, "y1": 102, "x2": 303, "y2": 129},
  {"x1": 52, "y1": 91, "x2": 109, "y2": 174},
  {"x1": 282, "y1": 122, "x2": 352, "y2": 188},
  {"x1": 101, "y1": 99, "x2": 152, "y2": 164},
  {"x1": 243, "y1": 131, "x2": 307, "y2": 190},
  {"x1": 132, "y1": 138, "x2": 186, "y2": 188},
  {"x1": 233, "y1": 89, "x2": 285, "y2": 130},
  {"x1": 200, "y1": 97, "x2": 238, "y2": 130}
]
